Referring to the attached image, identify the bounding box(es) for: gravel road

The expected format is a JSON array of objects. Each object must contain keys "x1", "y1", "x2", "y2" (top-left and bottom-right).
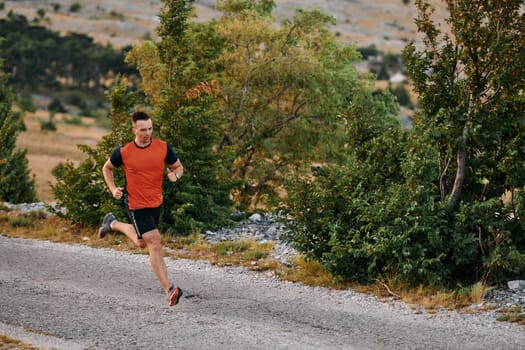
[{"x1": 1, "y1": 236, "x2": 524, "y2": 350}]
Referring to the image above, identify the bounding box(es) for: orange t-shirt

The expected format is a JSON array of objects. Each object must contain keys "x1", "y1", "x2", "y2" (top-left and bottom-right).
[{"x1": 110, "y1": 138, "x2": 177, "y2": 210}]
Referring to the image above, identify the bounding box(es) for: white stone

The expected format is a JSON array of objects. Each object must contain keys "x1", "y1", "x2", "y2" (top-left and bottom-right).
[{"x1": 507, "y1": 280, "x2": 525, "y2": 290}]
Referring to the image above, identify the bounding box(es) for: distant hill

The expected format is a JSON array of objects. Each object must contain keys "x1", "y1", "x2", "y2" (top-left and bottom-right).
[{"x1": 1, "y1": 0, "x2": 447, "y2": 52}]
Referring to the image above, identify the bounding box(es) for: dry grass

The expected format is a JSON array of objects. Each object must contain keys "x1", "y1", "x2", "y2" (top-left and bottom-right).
[
  {"x1": 15, "y1": 111, "x2": 108, "y2": 202},
  {"x1": 497, "y1": 306, "x2": 525, "y2": 325},
  {"x1": 367, "y1": 278, "x2": 496, "y2": 314},
  {"x1": 0, "y1": 333, "x2": 46, "y2": 350},
  {"x1": 164, "y1": 232, "x2": 275, "y2": 269},
  {"x1": 277, "y1": 255, "x2": 341, "y2": 288}
]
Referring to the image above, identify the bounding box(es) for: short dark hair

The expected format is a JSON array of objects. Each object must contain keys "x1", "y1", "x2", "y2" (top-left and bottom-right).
[{"x1": 131, "y1": 111, "x2": 151, "y2": 123}]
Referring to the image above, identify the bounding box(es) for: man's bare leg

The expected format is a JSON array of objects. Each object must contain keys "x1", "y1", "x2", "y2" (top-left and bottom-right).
[
  {"x1": 142, "y1": 229, "x2": 171, "y2": 294},
  {"x1": 110, "y1": 221, "x2": 147, "y2": 248},
  {"x1": 99, "y1": 216, "x2": 180, "y2": 304}
]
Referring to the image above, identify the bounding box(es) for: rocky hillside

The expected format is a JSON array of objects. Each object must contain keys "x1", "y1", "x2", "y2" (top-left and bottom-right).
[{"x1": 1, "y1": 0, "x2": 447, "y2": 52}]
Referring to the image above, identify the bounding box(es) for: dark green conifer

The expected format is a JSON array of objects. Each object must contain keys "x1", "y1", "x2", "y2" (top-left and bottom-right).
[{"x1": 0, "y1": 58, "x2": 37, "y2": 203}]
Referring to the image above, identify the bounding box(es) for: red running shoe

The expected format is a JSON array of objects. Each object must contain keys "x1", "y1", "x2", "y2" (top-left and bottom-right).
[{"x1": 168, "y1": 285, "x2": 183, "y2": 307}]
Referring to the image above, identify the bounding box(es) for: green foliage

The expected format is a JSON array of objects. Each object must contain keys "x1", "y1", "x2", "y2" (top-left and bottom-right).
[
  {"x1": 402, "y1": 0, "x2": 525, "y2": 282},
  {"x1": 48, "y1": 97, "x2": 67, "y2": 113},
  {"x1": 52, "y1": 158, "x2": 117, "y2": 226},
  {"x1": 48, "y1": 0, "x2": 525, "y2": 288},
  {"x1": 52, "y1": 76, "x2": 138, "y2": 227},
  {"x1": 16, "y1": 91, "x2": 35, "y2": 113},
  {"x1": 0, "y1": 14, "x2": 137, "y2": 97},
  {"x1": 63, "y1": 115, "x2": 83, "y2": 125},
  {"x1": 282, "y1": 89, "x2": 453, "y2": 285},
  {"x1": 9, "y1": 215, "x2": 33, "y2": 228},
  {"x1": 153, "y1": 0, "x2": 235, "y2": 232},
  {"x1": 11, "y1": 111, "x2": 26, "y2": 131},
  {"x1": 36, "y1": 8, "x2": 46, "y2": 18},
  {"x1": 284, "y1": 0, "x2": 525, "y2": 287},
  {"x1": 357, "y1": 45, "x2": 379, "y2": 60},
  {"x1": 285, "y1": 0, "x2": 525, "y2": 287},
  {"x1": 217, "y1": 0, "x2": 275, "y2": 16},
  {"x1": 157, "y1": 104, "x2": 235, "y2": 233},
  {"x1": 0, "y1": 59, "x2": 37, "y2": 203},
  {"x1": 52, "y1": 1, "x2": 250, "y2": 233},
  {"x1": 211, "y1": 1, "x2": 363, "y2": 206},
  {"x1": 69, "y1": 3, "x2": 81, "y2": 13},
  {"x1": 64, "y1": 91, "x2": 87, "y2": 109},
  {"x1": 389, "y1": 84, "x2": 412, "y2": 108},
  {"x1": 39, "y1": 115, "x2": 57, "y2": 131}
]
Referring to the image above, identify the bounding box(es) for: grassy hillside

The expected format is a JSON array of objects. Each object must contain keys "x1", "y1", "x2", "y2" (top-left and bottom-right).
[
  {"x1": 1, "y1": 0, "x2": 447, "y2": 52},
  {"x1": 15, "y1": 109, "x2": 108, "y2": 202}
]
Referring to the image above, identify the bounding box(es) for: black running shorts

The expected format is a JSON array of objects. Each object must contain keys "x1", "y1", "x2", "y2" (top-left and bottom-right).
[{"x1": 127, "y1": 206, "x2": 162, "y2": 239}]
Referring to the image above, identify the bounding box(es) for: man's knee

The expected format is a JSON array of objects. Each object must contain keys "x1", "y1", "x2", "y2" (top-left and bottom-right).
[{"x1": 143, "y1": 230, "x2": 162, "y2": 250}]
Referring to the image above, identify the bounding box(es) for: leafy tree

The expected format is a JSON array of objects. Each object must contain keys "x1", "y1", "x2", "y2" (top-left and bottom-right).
[
  {"x1": 403, "y1": 0, "x2": 525, "y2": 283},
  {"x1": 40, "y1": 113, "x2": 57, "y2": 131},
  {"x1": 0, "y1": 58, "x2": 36, "y2": 203},
  {"x1": 282, "y1": 89, "x2": 428, "y2": 283},
  {"x1": 69, "y1": 3, "x2": 81, "y2": 13},
  {"x1": 282, "y1": 0, "x2": 525, "y2": 286},
  {"x1": 212, "y1": 0, "x2": 364, "y2": 207},
  {"x1": 357, "y1": 45, "x2": 379, "y2": 60},
  {"x1": 131, "y1": 0, "x2": 235, "y2": 232},
  {"x1": 53, "y1": 0, "x2": 234, "y2": 233}
]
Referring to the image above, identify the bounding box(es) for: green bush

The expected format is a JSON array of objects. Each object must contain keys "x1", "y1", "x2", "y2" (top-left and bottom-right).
[
  {"x1": 48, "y1": 97, "x2": 67, "y2": 113},
  {"x1": 17, "y1": 91, "x2": 36, "y2": 113},
  {"x1": 63, "y1": 115, "x2": 83, "y2": 125},
  {"x1": 40, "y1": 115, "x2": 57, "y2": 131},
  {"x1": 283, "y1": 112, "x2": 525, "y2": 287},
  {"x1": 52, "y1": 158, "x2": 119, "y2": 227},
  {"x1": 69, "y1": 3, "x2": 81, "y2": 13},
  {"x1": 51, "y1": 80, "x2": 136, "y2": 227},
  {"x1": 65, "y1": 91, "x2": 87, "y2": 109}
]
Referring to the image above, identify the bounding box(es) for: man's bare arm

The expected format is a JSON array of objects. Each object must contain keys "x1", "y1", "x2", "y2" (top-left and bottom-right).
[
  {"x1": 166, "y1": 159, "x2": 184, "y2": 183},
  {"x1": 102, "y1": 159, "x2": 124, "y2": 199}
]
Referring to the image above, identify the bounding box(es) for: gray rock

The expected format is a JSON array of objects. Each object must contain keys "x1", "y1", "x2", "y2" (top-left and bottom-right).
[
  {"x1": 507, "y1": 280, "x2": 525, "y2": 291},
  {"x1": 248, "y1": 213, "x2": 263, "y2": 223}
]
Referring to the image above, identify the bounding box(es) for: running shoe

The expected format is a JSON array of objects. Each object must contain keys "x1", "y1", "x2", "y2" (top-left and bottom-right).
[
  {"x1": 98, "y1": 212, "x2": 115, "y2": 239},
  {"x1": 168, "y1": 285, "x2": 183, "y2": 307}
]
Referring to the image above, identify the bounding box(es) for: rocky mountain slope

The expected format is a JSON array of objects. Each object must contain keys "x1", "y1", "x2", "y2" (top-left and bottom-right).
[{"x1": 1, "y1": 0, "x2": 447, "y2": 52}]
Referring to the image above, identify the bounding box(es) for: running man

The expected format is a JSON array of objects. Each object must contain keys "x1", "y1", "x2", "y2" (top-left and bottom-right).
[{"x1": 98, "y1": 110, "x2": 183, "y2": 307}]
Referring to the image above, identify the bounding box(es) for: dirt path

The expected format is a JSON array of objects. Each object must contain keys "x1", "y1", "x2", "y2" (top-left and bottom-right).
[{"x1": 1, "y1": 236, "x2": 524, "y2": 350}]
